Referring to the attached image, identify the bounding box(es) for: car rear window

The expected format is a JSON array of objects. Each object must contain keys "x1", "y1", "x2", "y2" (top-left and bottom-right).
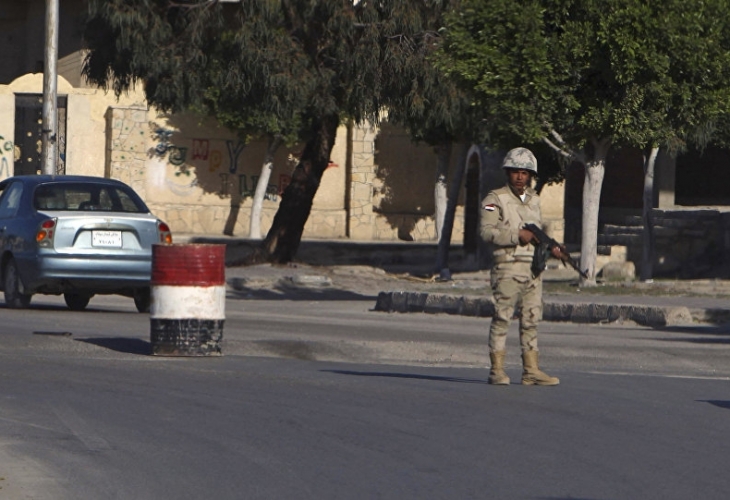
[{"x1": 33, "y1": 183, "x2": 148, "y2": 213}]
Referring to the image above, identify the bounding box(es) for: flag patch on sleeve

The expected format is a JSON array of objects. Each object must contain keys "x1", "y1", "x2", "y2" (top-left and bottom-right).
[{"x1": 483, "y1": 204, "x2": 496, "y2": 211}]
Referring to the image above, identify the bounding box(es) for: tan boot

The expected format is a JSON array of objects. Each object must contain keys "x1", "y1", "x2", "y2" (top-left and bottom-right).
[
  {"x1": 521, "y1": 350, "x2": 559, "y2": 386},
  {"x1": 488, "y1": 351, "x2": 510, "y2": 385}
]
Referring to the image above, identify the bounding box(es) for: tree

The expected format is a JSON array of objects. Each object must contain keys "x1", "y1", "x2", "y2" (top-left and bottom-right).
[
  {"x1": 631, "y1": 0, "x2": 730, "y2": 280},
  {"x1": 438, "y1": 0, "x2": 730, "y2": 285},
  {"x1": 378, "y1": 2, "x2": 477, "y2": 277},
  {"x1": 84, "y1": 0, "x2": 447, "y2": 263}
]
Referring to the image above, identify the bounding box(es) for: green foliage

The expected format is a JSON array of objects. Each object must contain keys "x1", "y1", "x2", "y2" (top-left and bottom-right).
[
  {"x1": 436, "y1": 0, "x2": 565, "y2": 146},
  {"x1": 83, "y1": 0, "x2": 442, "y2": 145},
  {"x1": 378, "y1": 1, "x2": 478, "y2": 146},
  {"x1": 438, "y1": 0, "x2": 730, "y2": 157}
]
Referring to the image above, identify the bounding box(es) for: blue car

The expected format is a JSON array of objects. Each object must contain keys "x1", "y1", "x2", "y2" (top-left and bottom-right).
[{"x1": 0, "y1": 175, "x2": 172, "y2": 311}]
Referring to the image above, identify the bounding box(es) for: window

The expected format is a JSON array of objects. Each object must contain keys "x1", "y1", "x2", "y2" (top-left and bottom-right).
[
  {"x1": 33, "y1": 183, "x2": 148, "y2": 213},
  {"x1": 0, "y1": 182, "x2": 24, "y2": 218}
]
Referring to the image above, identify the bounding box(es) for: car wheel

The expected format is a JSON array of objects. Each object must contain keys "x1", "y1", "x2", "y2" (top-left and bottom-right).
[
  {"x1": 64, "y1": 293, "x2": 91, "y2": 311},
  {"x1": 4, "y1": 259, "x2": 32, "y2": 309},
  {"x1": 134, "y1": 288, "x2": 151, "y2": 313}
]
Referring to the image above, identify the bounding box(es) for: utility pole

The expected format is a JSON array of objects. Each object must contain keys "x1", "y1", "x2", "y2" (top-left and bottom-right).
[{"x1": 42, "y1": 0, "x2": 59, "y2": 175}]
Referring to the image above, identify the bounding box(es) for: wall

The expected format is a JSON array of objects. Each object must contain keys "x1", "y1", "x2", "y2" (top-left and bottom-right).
[
  {"x1": 348, "y1": 122, "x2": 378, "y2": 240},
  {"x1": 0, "y1": 0, "x2": 563, "y2": 249},
  {"x1": 651, "y1": 209, "x2": 728, "y2": 276},
  {"x1": 0, "y1": 72, "x2": 141, "y2": 179},
  {"x1": 0, "y1": 93, "x2": 13, "y2": 179},
  {"x1": 636, "y1": 209, "x2": 730, "y2": 278},
  {"x1": 0, "y1": 69, "x2": 471, "y2": 243},
  {"x1": 105, "y1": 106, "x2": 349, "y2": 238},
  {"x1": 540, "y1": 181, "x2": 566, "y2": 243},
  {"x1": 371, "y1": 123, "x2": 466, "y2": 242}
]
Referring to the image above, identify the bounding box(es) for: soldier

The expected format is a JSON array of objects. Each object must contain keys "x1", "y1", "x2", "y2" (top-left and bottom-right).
[{"x1": 480, "y1": 147, "x2": 561, "y2": 386}]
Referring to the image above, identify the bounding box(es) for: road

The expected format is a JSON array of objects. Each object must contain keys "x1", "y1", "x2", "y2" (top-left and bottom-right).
[{"x1": 0, "y1": 294, "x2": 728, "y2": 499}]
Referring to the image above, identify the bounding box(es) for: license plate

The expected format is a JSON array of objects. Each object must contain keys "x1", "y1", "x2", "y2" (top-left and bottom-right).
[{"x1": 92, "y1": 230, "x2": 122, "y2": 248}]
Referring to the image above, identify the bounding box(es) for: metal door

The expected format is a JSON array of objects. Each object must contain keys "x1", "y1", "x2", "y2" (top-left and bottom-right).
[{"x1": 14, "y1": 94, "x2": 67, "y2": 176}]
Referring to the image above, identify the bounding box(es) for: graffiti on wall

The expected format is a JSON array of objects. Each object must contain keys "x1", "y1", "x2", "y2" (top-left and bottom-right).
[
  {"x1": 151, "y1": 126, "x2": 290, "y2": 200},
  {"x1": 0, "y1": 136, "x2": 14, "y2": 180}
]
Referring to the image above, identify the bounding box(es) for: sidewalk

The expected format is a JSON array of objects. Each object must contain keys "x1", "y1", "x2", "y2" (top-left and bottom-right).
[
  {"x1": 178, "y1": 234, "x2": 730, "y2": 327},
  {"x1": 223, "y1": 262, "x2": 730, "y2": 327}
]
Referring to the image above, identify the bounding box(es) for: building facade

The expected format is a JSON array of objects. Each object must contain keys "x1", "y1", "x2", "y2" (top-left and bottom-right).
[
  {"x1": 0, "y1": 0, "x2": 567, "y2": 266},
  {"x1": 8, "y1": 0, "x2": 729, "y2": 277}
]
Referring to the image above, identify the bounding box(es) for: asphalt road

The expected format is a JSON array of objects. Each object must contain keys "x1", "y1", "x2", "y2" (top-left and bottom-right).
[{"x1": 0, "y1": 294, "x2": 728, "y2": 499}]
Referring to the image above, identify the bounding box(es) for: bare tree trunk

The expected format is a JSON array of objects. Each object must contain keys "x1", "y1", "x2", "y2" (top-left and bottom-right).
[
  {"x1": 434, "y1": 142, "x2": 452, "y2": 241},
  {"x1": 222, "y1": 189, "x2": 242, "y2": 237},
  {"x1": 640, "y1": 146, "x2": 659, "y2": 281},
  {"x1": 245, "y1": 115, "x2": 339, "y2": 264},
  {"x1": 579, "y1": 138, "x2": 611, "y2": 287},
  {"x1": 249, "y1": 134, "x2": 283, "y2": 239},
  {"x1": 435, "y1": 143, "x2": 470, "y2": 278}
]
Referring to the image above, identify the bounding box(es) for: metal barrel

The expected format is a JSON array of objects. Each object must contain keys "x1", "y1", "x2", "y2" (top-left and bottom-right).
[{"x1": 150, "y1": 244, "x2": 226, "y2": 356}]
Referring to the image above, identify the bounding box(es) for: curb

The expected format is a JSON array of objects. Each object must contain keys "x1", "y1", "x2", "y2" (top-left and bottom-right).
[{"x1": 375, "y1": 291, "x2": 700, "y2": 327}]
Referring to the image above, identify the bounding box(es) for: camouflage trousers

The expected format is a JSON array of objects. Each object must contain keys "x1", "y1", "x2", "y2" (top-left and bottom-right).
[{"x1": 488, "y1": 262, "x2": 542, "y2": 353}]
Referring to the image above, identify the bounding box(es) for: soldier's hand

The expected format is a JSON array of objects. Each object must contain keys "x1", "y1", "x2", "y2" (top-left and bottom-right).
[
  {"x1": 518, "y1": 228, "x2": 535, "y2": 245},
  {"x1": 551, "y1": 245, "x2": 564, "y2": 259}
]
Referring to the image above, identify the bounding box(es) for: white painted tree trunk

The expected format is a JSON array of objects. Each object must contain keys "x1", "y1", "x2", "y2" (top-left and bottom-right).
[
  {"x1": 579, "y1": 139, "x2": 611, "y2": 286},
  {"x1": 249, "y1": 135, "x2": 283, "y2": 239},
  {"x1": 434, "y1": 142, "x2": 452, "y2": 240},
  {"x1": 640, "y1": 146, "x2": 658, "y2": 281}
]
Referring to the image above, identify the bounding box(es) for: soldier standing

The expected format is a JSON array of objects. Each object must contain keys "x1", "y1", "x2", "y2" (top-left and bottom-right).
[{"x1": 480, "y1": 147, "x2": 561, "y2": 386}]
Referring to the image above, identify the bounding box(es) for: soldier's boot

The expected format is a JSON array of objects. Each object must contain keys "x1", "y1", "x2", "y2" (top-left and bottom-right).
[
  {"x1": 488, "y1": 351, "x2": 510, "y2": 385},
  {"x1": 521, "y1": 350, "x2": 559, "y2": 386}
]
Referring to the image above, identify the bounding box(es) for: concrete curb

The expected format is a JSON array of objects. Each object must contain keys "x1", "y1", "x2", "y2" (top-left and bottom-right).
[{"x1": 375, "y1": 291, "x2": 698, "y2": 327}]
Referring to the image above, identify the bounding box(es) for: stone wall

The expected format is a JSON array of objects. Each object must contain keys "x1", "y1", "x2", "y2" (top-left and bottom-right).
[
  {"x1": 348, "y1": 123, "x2": 377, "y2": 240},
  {"x1": 107, "y1": 105, "x2": 148, "y2": 197},
  {"x1": 106, "y1": 105, "x2": 349, "y2": 239},
  {"x1": 602, "y1": 208, "x2": 730, "y2": 278},
  {"x1": 650, "y1": 209, "x2": 730, "y2": 277}
]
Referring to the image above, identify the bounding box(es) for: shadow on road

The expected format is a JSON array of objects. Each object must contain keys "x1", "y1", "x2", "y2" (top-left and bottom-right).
[
  {"x1": 698, "y1": 400, "x2": 730, "y2": 410},
  {"x1": 227, "y1": 287, "x2": 377, "y2": 302},
  {"x1": 322, "y1": 369, "x2": 487, "y2": 384},
  {"x1": 662, "y1": 324, "x2": 730, "y2": 335},
  {"x1": 2, "y1": 303, "x2": 137, "y2": 313},
  {"x1": 76, "y1": 337, "x2": 152, "y2": 355},
  {"x1": 653, "y1": 336, "x2": 730, "y2": 345},
  {"x1": 537, "y1": 497, "x2": 600, "y2": 500},
  {"x1": 651, "y1": 323, "x2": 730, "y2": 345}
]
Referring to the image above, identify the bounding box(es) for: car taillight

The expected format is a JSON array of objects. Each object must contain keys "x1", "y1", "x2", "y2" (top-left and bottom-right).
[
  {"x1": 157, "y1": 221, "x2": 173, "y2": 245},
  {"x1": 37, "y1": 218, "x2": 57, "y2": 247}
]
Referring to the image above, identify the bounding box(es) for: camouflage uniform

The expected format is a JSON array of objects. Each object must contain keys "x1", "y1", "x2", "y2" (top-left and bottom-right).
[
  {"x1": 481, "y1": 147, "x2": 559, "y2": 386},
  {"x1": 480, "y1": 183, "x2": 542, "y2": 353}
]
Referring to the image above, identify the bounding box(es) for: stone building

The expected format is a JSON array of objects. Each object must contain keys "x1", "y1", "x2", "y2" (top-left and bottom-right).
[
  {"x1": 3, "y1": 0, "x2": 729, "y2": 277},
  {"x1": 0, "y1": 0, "x2": 566, "y2": 265}
]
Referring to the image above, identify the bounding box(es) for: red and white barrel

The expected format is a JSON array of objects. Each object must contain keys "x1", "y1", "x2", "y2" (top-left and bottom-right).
[{"x1": 150, "y1": 244, "x2": 226, "y2": 356}]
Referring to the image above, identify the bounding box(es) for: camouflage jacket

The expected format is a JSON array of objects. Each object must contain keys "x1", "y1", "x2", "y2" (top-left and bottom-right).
[{"x1": 480, "y1": 184, "x2": 542, "y2": 264}]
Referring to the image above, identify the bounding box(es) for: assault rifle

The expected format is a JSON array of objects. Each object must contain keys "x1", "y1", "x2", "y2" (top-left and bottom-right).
[{"x1": 523, "y1": 223, "x2": 588, "y2": 279}]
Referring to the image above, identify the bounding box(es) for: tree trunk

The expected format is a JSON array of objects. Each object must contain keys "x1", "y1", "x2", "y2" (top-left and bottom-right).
[
  {"x1": 434, "y1": 143, "x2": 470, "y2": 278},
  {"x1": 250, "y1": 115, "x2": 340, "y2": 264},
  {"x1": 579, "y1": 138, "x2": 611, "y2": 287},
  {"x1": 434, "y1": 142, "x2": 452, "y2": 241},
  {"x1": 249, "y1": 134, "x2": 283, "y2": 239},
  {"x1": 640, "y1": 146, "x2": 658, "y2": 281}
]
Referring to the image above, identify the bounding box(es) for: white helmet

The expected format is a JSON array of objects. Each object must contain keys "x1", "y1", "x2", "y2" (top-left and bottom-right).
[{"x1": 501, "y1": 147, "x2": 537, "y2": 174}]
